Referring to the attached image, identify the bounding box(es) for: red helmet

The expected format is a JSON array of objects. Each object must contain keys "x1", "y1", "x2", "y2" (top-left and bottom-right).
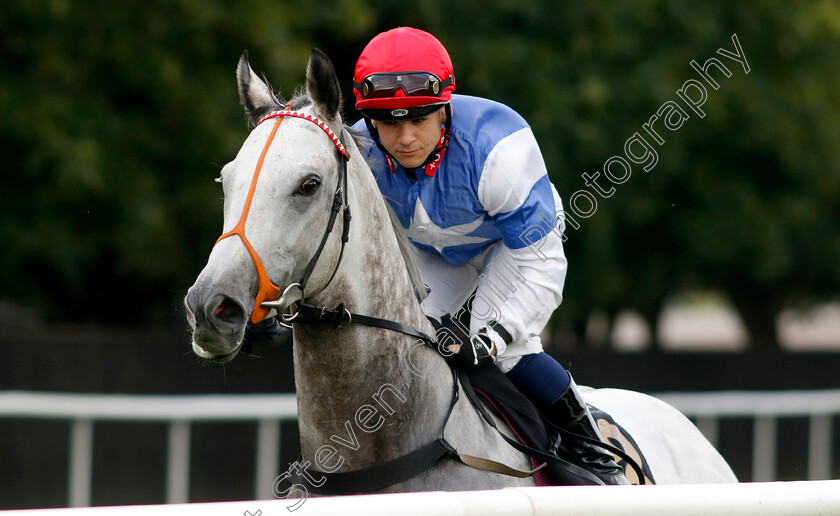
[{"x1": 354, "y1": 27, "x2": 456, "y2": 121}]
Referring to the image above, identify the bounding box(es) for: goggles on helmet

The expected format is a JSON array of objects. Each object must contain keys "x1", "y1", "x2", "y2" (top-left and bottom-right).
[{"x1": 354, "y1": 72, "x2": 455, "y2": 100}]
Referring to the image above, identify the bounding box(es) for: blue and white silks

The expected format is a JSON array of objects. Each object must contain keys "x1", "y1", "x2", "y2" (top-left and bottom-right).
[{"x1": 352, "y1": 94, "x2": 568, "y2": 372}]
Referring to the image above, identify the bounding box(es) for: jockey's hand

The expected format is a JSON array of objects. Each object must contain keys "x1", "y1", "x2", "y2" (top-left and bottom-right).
[
  {"x1": 444, "y1": 330, "x2": 498, "y2": 370},
  {"x1": 430, "y1": 317, "x2": 497, "y2": 369}
]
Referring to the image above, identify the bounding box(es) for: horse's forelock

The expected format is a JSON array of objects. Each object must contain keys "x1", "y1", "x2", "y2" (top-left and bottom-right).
[
  {"x1": 288, "y1": 90, "x2": 310, "y2": 111},
  {"x1": 385, "y1": 203, "x2": 428, "y2": 303},
  {"x1": 289, "y1": 91, "x2": 346, "y2": 132}
]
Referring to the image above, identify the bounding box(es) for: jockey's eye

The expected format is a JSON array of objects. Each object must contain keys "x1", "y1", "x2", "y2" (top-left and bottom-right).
[{"x1": 298, "y1": 178, "x2": 320, "y2": 196}]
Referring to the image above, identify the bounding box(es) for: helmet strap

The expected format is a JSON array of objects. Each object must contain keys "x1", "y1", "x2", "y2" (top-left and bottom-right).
[{"x1": 420, "y1": 103, "x2": 452, "y2": 176}]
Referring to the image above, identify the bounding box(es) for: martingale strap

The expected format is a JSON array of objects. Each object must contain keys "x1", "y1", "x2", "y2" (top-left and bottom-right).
[
  {"x1": 289, "y1": 439, "x2": 456, "y2": 495},
  {"x1": 290, "y1": 439, "x2": 547, "y2": 496},
  {"x1": 288, "y1": 368, "x2": 545, "y2": 496}
]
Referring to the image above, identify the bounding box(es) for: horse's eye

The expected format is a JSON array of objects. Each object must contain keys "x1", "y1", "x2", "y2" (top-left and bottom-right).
[{"x1": 299, "y1": 178, "x2": 320, "y2": 196}]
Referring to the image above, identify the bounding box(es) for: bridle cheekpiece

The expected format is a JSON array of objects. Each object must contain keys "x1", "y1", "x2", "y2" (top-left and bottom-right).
[{"x1": 214, "y1": 106, "x2": 351, "y2": 324}]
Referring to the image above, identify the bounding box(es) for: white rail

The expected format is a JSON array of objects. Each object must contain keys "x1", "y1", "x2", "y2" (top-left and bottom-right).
[
  {"x1": 656, "y1": 389, "x2": 840, "y2": 482},
  {"x1": 2, "y1": 389, "x2": 839, "y2": 509},
  {"x1": 2, "y1": 481, "x2": 840, "y2": 515},
  {"x1": 0, "y1": 392, "x2": 298, "y2": 507},
  {"x1": 0, "y1": 391, "x2": 298, "y2": 421}
]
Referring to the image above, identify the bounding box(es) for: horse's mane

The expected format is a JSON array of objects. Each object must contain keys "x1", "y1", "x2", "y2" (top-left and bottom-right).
[
  {"x1": 382, "y1": 193, "x2": 428, "y2": 303},
  {"x1": 287, "y1": 92, "x2": 427, "y2": 303}
]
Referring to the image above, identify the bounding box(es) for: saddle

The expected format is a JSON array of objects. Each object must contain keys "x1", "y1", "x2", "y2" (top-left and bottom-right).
[{"x1": 462, "y1": 365, "x2": 656, "y2": 486}]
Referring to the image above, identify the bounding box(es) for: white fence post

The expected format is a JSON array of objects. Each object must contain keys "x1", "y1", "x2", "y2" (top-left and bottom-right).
[
  {"x1": 166, "y1": 420, "x2": 191, "y2": 504},
  {"x1": 808, "y1": 414, "x2": 833, "y2": 480},
  {"x1": 752, "y1": 416, "x2": 777, "y2": 481},
  {"x1": 68, "y1": 418, "x2": 94, "y2": 507},
  {"x1": 254, "y1": 419, "x2": 281, "y2": 499}
]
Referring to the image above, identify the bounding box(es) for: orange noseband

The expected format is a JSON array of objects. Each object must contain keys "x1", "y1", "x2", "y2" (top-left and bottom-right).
[{"x1": 215, "y1": 112, "x2": 286, "y2": 323}]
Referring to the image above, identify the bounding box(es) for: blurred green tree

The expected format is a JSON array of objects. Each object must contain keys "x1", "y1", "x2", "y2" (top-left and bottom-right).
[
  {"x1": 0, "y1": 0, "x2": 374, "y2": 323},
  {"x1": 414, "y1": 0, "x2": 840, "y2": 348},
  {"x1": 2, "y1": 0, "x2": 838, "y2": 350}
]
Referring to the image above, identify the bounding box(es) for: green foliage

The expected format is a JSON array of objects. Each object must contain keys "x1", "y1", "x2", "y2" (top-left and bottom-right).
[
  {"x1": 0, "y1": 0, "x2": 374, "y2": 322},
  {"x1": 2, "y1": 0, "x2": 838, "y2": 344},
  {"x1": 427, "y1": 0, "x2": 840, "y2": 344}
]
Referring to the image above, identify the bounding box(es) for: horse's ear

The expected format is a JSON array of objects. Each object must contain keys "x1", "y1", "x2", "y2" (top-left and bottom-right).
[
  {"x1": 306, "y1": 49, "x2": 342, "y2": 123},
  {"x1": 237, "y1": 50, "x2": 282, "y2": 127}
]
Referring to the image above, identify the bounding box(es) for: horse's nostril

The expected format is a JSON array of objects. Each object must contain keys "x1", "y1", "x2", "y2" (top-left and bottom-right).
[
  {"x1": 214, "y1": 296, "x2": 244, "y2": 324},
  {"x1": 185, "y1": 288, "x2": 202, "y2": 321}
]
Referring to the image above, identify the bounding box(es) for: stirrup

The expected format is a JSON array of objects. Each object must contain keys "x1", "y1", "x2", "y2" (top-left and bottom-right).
[{"x1": 545, "y1": 379, "x2": 630, "y2": 485}]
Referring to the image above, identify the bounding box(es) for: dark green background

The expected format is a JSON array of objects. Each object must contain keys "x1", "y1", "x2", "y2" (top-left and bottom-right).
[{"x1": 2, "y1": 0, "x2": 839, "y2": 347}]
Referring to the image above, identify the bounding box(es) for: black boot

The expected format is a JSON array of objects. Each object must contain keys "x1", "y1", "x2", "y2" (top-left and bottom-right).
[{"x1": 545, "y1": 378, "x2": 630, "y2": 485}]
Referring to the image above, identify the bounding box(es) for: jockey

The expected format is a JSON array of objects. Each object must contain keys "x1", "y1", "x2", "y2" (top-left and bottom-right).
[{"x1": 351, "y1": 27, "x2": 628, "y2": 486}]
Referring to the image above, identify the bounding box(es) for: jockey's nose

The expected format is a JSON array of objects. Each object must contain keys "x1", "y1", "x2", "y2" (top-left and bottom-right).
[{"x1": 396, "y1": 123, "x2": 416, "y2": 145}]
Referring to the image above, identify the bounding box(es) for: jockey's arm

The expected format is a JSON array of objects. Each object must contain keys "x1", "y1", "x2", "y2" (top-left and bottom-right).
[{"x1": 470, "y1": 127, "x2": 568, "y2": 371}]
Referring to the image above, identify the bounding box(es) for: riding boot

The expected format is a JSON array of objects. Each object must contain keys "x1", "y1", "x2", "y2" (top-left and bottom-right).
[{"x1": 545, "y1": 378, "x2": 630, "y2": 485}]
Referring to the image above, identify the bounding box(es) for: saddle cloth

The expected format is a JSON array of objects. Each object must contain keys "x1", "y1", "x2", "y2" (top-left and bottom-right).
[{"x1": 465, "y1": 366, "x2": 656, "y2": 485}]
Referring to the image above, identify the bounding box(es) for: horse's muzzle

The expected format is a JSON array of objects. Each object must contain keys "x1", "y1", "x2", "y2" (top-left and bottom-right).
[{"x1": 185, "y1": 286, "x2": 247, "y2": 359}]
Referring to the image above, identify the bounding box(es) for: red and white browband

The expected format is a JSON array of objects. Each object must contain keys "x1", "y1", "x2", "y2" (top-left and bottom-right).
[
  {"x1": 258, "y1": 109, "x2": 348, "y2": 159},
  {"x1": 216, "y1": 107, "x2": 350, "y2": 324}
]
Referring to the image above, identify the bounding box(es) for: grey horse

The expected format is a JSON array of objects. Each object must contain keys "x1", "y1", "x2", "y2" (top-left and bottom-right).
[{"x1": 185, "y1": 49, "x2": 736, "y2": 496}]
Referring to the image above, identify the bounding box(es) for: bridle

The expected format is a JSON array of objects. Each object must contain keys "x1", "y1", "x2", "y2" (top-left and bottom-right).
[
  {"x1": 214, "y1": 105, "x2": 350, "y2": 324},
  {"x1": 215, "y1": 102, "x2": 433, "y2": 341}
]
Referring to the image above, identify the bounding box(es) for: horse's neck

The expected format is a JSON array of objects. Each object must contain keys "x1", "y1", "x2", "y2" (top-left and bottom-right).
[{"x1": 292, "y1": 156, "x2": 453, "y2": 469}]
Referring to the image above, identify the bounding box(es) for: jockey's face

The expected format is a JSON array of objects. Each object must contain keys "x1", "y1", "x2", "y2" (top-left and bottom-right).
[{"x1": 372, "y1": 107, "x2": 445, "y2": 169}]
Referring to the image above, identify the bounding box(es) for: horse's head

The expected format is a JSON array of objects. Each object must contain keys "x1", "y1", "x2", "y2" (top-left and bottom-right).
[{"x1": 185, "y1": 49, "x2": 347, "y2": 362}]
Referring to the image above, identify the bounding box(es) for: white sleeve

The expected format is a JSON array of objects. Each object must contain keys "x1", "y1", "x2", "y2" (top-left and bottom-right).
[
  {"x1": 478, "y1": 128, "x2": 547, "y2": 217},
  {"x1": 469, "y1": 186, "x2": 568, "y2": 357}
]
